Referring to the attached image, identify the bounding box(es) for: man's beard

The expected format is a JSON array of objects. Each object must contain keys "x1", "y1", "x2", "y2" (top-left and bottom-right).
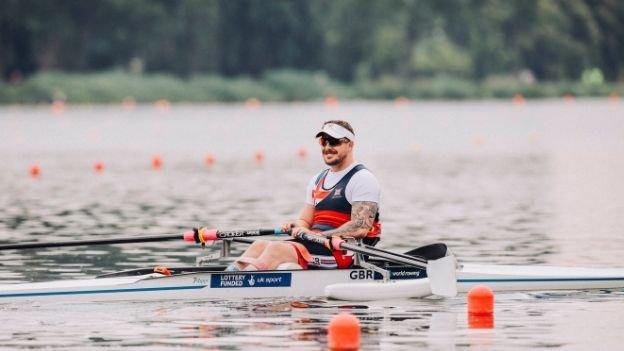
[{"x1": 324, "y1": 152, "x2": 344, "y2": 166}]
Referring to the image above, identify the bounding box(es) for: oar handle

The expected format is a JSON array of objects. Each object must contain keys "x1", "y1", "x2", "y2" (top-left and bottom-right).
[
  {"x1": 293, "y1": 232, "x2": 343, "y2": 250},
  {"x1": 294, "y1": 231, "x2": 328, "y2": 245},
  {"x1": 183, "y1": 227, "x2": 285, "y2": 244}
]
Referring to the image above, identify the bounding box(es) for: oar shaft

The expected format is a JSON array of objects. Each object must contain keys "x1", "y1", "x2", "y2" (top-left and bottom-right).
[
  {"x1": 0, "y1": 228, "x2": 285, "y2": 251},
  {"x1": 0, "y1": 234, "x2": 182, "y2": 251},
  {"x1": 341, "y1": 242, "x2": 427, "y2": 268},
  {"x1": 359, "y1": 245, "x2": 427, "y2": 264}
]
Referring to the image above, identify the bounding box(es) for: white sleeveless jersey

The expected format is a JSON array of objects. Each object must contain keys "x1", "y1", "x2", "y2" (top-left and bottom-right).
[{"x1": 304, "y1": 162, "x2": 381, "y2": 206}]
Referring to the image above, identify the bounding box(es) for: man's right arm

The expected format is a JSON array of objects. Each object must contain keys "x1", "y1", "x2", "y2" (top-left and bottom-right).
[
  {"x1": 281, "y1": 204, "x2": 315, "y2": 232},
  {"x1": 296, "y1": 204, "x2": 315, "y2": 228}
]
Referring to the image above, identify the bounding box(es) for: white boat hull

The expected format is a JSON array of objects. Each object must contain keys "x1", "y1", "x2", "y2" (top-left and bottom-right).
[
  {"x1": 1, "y1": 264, "x2": 623, "y2": 303},
  {"x1": 0, "y1": 269, "x2": 380, "y2": 303}
]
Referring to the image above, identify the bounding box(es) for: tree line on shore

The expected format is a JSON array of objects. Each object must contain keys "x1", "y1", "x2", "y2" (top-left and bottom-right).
[{"x1": 1, "y1": 0, "x2": 622, "y2": 103}]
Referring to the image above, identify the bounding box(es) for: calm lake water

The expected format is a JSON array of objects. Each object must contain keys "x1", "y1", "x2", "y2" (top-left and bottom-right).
[{"x1": 0, "y1": 100, "x2": 623, "y2": 350}]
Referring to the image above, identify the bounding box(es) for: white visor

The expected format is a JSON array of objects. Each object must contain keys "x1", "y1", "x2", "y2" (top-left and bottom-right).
[{"x1": 315, "y1": 123, "x2": 355, "y2": 141}]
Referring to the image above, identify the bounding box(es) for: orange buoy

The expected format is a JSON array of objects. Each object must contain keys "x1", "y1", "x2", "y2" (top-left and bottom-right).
[
  {"x1": 296, "y1": 147, "x2": 307, "y2": 160},
  {"x1": 94, "y1": 161, "x2": 105, "y2": 173},
  {"x1": 51, "y1": 100, "x2": 66, "y2": 115},
  {"x1": 608, "y1": 92, "x2": 620, "y2": 103},
  {"x1": 512, "y1": 93, "x2": 526, "y2": 105},
  {"x1": 327, "y1": 313, "x2": 360, "y2": 350},
  {"x1": 468, "y1": 285, "x2": 494, "y2": 315},
  {"x1": 563, "y1": 93, "x2": 575, "y2": 102},
  {"x1": 472, "y1": 135, "x2": 486, "y2": 147},
  {"x1": 254, "y1": 150, "x2": 265, "y2": 164},
  {"x1": 154, "y1": 99, "x2": 171, "y2": 113},
  {"x1": 245, "y1": 98, "x2": 261, "y2": 109},
  {"x1": 29, "y1": 164, "x2": 41, "y2": 178},
  {"x1": 394, "y1": 96, "x2": 409, "y2": 106},
  {"x1": 122, "y1": 97, "x2": 137, "y2": 110},
  {"x1": 204, "y1": 153, "x2": 216, "y2": 167},
  {"x1": 324, "y1": 95, "x2": 339, "y2": 107},
  {"x1": 152, "y1": 155, "x2": 163, "y2": 170},
  {"x1": 468, "y1": 285, "x2": 494, "y2": 329}
]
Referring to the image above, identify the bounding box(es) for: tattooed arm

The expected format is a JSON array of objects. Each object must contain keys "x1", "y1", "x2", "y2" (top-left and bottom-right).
[{"x1": 317, "y1": 201, "x2": 378, "y2": 239}]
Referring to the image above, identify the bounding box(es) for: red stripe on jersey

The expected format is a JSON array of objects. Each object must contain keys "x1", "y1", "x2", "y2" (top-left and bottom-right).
[{"x1": 312, "y1": 210, "x2": 351, "y2": 228}]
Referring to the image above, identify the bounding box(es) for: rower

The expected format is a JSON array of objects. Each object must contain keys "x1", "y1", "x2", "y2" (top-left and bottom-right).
[{"x1": 227, "y1": 120, "x2": 381, "y2": 271}]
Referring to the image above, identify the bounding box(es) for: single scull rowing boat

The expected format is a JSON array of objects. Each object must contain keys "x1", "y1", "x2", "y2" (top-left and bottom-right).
[
  {"x1": 1, "y1": 229, "x2": 623, "y2": 302},
  {"x1": 1, "y1": 262, "x2": 623, "y2": 302}
]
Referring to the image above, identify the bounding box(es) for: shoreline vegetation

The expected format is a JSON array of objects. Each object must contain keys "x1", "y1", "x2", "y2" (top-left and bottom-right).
[{"x1": 1, "y1": 70, "x2": 622, "y2": 104}]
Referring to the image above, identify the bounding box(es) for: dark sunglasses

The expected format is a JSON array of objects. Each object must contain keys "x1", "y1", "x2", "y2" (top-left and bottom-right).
[{"x1": 318, "y1": 136, "x2": 350, "y2": 147}]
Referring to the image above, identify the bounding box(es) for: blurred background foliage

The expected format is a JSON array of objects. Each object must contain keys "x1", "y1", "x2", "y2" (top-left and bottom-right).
[{"x1": 1, "y1": 0, "x2": 623, "y2": 102}]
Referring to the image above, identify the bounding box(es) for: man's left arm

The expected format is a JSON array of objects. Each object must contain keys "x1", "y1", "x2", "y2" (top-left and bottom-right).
[{"x1": 316, "y1": 201, "x2": 378, "y2": 239}]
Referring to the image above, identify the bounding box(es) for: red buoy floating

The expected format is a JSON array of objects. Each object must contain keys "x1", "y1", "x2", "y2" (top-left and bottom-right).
[
  {"x1": 472, "y1": 135, "x2": 486, "y2": 147},
  {"x1": 154, "y1": 99, "x2": 171, "y2": 113},
  {"x1": 29, "y1": 164, "x2": 41, "y2": 178},
  {"x1": 254, "y1": 150, "x2": 265, "y2": 164},
  {"x1": 94, "y1": 161, "x2": 105, "y2": 173},
  {"x1": 51, "y1": 100, "x2": 65, "y2": 115},
  {"x1": 121, "y1": 97, "x2": 136, "y2": 110},
  {"x1": 327, "y1": 313, "x2": 360, "y2": 350},
  {"x1": 151, "y1": 155, "x2": 163, "y2": 170},
  {"x1": 245, "y1": 98, "x2": 261, "y2": 109},
  {"x1": 324, "y1": 95, "x2": 339, "y2": 107},
  {"x1": 204, "y1": 153, "x2": 216, "y2": 167},
  {"x1": 394, "y1": 96, "x2": 409, "y2": 106},
  {"x1": 512, "y1": 93, "x2": 526, "y2": 105},
  {"x1": 467, "y1": 285, "x2": 494, "y2": 329},
  {"x1": 609, "y1": 92, "x2": 620, "y2": 103},
  {"x1": 296, "y1": 147, "x2": 307, "y2": 160},
  {"x1": 563, "y1": 94, "x2": 575, "y2": 103}
]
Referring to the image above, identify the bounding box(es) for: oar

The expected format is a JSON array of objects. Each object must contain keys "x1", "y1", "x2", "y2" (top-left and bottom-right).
[
  {"x1": 296, "y1": 232, "x2": 458, "y2": 297},
  {"x1": 0, "y1": 228, "x2": 286, "y2": 251}
]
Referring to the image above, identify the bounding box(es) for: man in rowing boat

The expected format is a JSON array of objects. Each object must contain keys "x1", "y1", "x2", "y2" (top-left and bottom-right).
[{"x1": 227, "y1": 120, "x2": 381, "y2": 271}]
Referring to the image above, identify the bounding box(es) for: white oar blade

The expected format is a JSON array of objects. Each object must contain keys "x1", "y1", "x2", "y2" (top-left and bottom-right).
[{"x1": 427, "y1": 255, "x2": 458, "y2": 297}]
